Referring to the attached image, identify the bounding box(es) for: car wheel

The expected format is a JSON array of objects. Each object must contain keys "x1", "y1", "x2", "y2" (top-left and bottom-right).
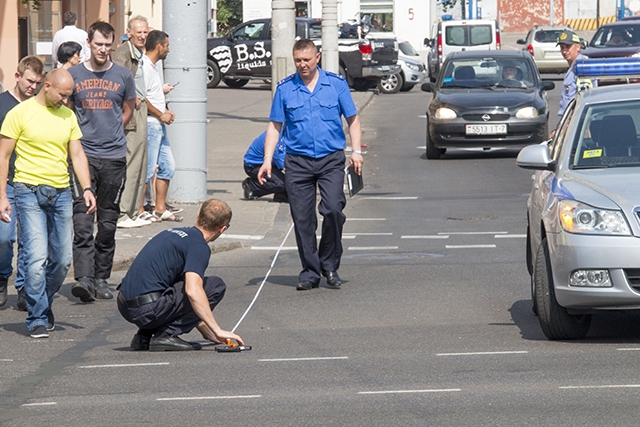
[
  {"x1": 351, "y1": 78, "x2": 376, "y2": 92},
  {"x1": 224, "y1": 78, "x2": 249, "y2": 88},
  {"x1": 206, "y1": 59, "x2": 221, "y2": 89},
  {"x1": 526, "y1": 225, "x2": 533, "y2": 276},
  {"x1": 399, "y1": 84, "x2": 414, "y2": 92},
  {"x1": 534, "y1": 238, "x2": 591, "y2": 340},
  {"x1": 425, "y1": 117, "x2": 443, "y2": 160},
  {"x1": 527, "y1": 226, "x2": 537, "y2": 315},
  {"x1": 378, "y1": 73, "x2": 402, "y2": 94}
]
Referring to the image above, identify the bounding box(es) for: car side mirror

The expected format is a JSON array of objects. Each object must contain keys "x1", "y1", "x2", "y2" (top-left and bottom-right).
[
  {"x1": 424, "y1": 37, "x2": 430, "y2": 47},
  {"x1": 516, "y1": 144, "x2": 556, "y2": 171},
  {"x1": 541, "y1": 80, "x2": 555, "y2": 91},
  {"x1": 421, "y1": 82, "x2": 435, "y2": 92},
  {"x1": 516, "y1": 39, "x2": 526, "y2": 45}
]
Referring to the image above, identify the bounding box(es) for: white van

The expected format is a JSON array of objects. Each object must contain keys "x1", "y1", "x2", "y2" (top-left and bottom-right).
[{"x1": 425, "y1": 19, "x2": 501, "y2": 82}]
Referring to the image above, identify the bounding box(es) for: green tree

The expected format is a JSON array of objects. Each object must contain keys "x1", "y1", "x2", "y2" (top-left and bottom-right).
[
  {"x1": 20, "y1": 0, "x2": 41, "y2": 10},
  {"x1": 217, "y1": 0, "x2": 242, "y2": 34}
]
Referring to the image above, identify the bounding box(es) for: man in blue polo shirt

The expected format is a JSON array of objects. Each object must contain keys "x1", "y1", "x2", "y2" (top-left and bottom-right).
[
  {"x1": 242, "y1": 131, "x2": 287, "y2": 202},
  {"x1": 257, "y1": 39, "x2": 364, "y2": 291}
]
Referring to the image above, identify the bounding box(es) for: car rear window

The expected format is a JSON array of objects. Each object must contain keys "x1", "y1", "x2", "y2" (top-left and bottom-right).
[
  {"x1": 534, "y1": 30, "x2": 565, "y2": 43},
  {"x1": 445, "y1": 25, "x2": 493, "y2": 47},
  {"x1": 590, "y1": 25, "x2": 640, "y2": 47}
]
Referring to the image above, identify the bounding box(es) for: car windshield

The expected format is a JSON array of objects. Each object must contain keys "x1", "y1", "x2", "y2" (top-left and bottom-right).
[
  {"x1": 590, "y1": 26, "x2": 640, "y2": 47},
  {"x1": 571, "y1": 100, "x2": 640, "y2": 168},
  {"x1": 534, "y1": 29, "x2": 566, "y2": 43},
  {"x1": 440, "y1": 57, "x2": 535, "y2": 88},
  {"x1": 399, "y1": 41, "x2": 418, "y2": 56}
]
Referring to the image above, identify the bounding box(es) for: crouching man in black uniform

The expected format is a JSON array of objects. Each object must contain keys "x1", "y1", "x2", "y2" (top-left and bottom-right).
[{"x1": 117, "y1": 199, "x2": 244, "y2": 351}]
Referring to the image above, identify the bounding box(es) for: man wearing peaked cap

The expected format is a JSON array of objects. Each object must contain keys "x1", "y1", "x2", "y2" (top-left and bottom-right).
[{"x1": 556, "y1": 29, "x2": 588, "y2": 118}]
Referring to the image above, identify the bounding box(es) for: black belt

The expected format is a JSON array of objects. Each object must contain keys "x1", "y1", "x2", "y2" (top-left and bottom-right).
[{"x1": 119, "y1": 291, "x2": 163, "y2": 308}]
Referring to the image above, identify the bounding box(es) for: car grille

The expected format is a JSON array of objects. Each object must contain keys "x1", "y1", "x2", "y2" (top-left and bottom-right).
[
  {"x1": 462, "y1": 113, "x2": 510, "y2": 121},
  {"x1": 625, "y1": 269, "x2": 640, "y2": 292}
]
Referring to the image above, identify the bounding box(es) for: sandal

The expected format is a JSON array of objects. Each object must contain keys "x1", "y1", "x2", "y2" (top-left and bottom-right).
[
  {"x1": 137, "y1": 211, "x2": 159, "y2": 222},
  {"x1": 154, "y1": 210, "x2": 183, "y2": 222},
  {"x1": 165, "y1": 203, "x2": 184, "y2": 214}
]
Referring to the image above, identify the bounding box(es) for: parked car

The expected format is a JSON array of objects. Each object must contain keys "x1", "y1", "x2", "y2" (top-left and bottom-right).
[
  {"x1": 581, "y1": 20, "x2": 640, "y2": 58},
  {"x1": 517, "y1": 25, "x2": 572, "y2": 73},
  {"x1": 425, "y1": 18, "x2": 501, "y2": 82},
  {"x1": 378, "y1": 40, "x2": 425, "y2": 94},
  {"x1": 517, "y1": 82, "x2": 640, "y2": 340},
  {"x1": 420, "y1": 50, "x2": 555, "y2": 159}
]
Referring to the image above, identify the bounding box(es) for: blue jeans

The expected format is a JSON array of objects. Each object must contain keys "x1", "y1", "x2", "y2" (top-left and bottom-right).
[
  {"x1": 146, "y1": 120, "x2": 175, "y2": 182},
  {"x1": 14, "y1": 182, "x2": 72, "y2": 331},
  {"x1": 0, "y1": 183, "x2": 25, "y2": 289}
]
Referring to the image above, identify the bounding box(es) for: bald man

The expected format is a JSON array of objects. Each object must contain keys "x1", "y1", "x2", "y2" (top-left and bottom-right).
[{"x1": 0, "y1": 69, "x2": 96, "y2": 339}]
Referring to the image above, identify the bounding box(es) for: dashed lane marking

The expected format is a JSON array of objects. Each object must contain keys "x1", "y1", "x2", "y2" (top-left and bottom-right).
[
  {"x1": 157, "y1": 395, "x2": 261, "y2": 401},
  {"x1": 346, "y1": 218, "x2": 386, "y2": 221},
  {"x1": 259, "y1": 356, "x2": 348, "y2": 362},
  {"x1": 494, "y1": 234, "x2": 526, "y2": 238},
  {"x1": 445, "y1": 244, "x2": 496, "y2": 249},
  {"x1": 357, "y1": 197, "x2": 419, "y2": 200},
  {"x1": 401, "y1": 235, "x2": 449, "y2": 239},
  {"x1": 21, "y1": 402, "x2": 57, "y2": 407},
  {"x1": 560, "y1": 384, "x2": 640, "y2": 390},
  {"x1": 348, "y1": 246, "x2": 399, "y2": 250},
  {"x1": 79, "y1": 362, "x2": 170, "y2": 369},
  {"x1": 437, "y1": 351, "x2": 528, "y2": 356},
  {"x1": 0, "y1": 359, "x2": 13, "y2": 362},
  {"x1": 250, "y1": 246, "x2": 298, "y2": 251},
  {"x1": 344, "y1": 233, "x2": 393, "y2": 236},
  {"x1": 439, "y1": 231, "x2": 508, "y2": 235},
  {"x1": 219, "y1": 234, "x2": 264, "y2": 240},
  {"x1": 358, "y1": 389, "x2": 461, "y2": 395}
]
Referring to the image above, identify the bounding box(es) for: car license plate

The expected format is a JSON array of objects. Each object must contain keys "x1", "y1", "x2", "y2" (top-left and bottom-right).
[
  {"x1": 544, "y1": 51, "x2": 563, "y2": 59},
  {"x1": 466, "y1": 124, "x2": 507, "y2": 135}
]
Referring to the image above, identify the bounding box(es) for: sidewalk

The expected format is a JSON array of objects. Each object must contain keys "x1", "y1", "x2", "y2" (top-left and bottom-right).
[{"x1": 109, "y1": 85, "x2": 376, "y2": 273}]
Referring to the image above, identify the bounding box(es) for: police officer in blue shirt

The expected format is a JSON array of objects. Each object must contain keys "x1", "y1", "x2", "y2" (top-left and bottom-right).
[
  {"x1": 242, "y1": 131, "x2": 287, "y2": 202},
  {"x1": 257, "y1": 39, "x2": 363, "y2": 291},
  {"x1": 557, "y1": 30, "x2": 586, "y2": 117}
]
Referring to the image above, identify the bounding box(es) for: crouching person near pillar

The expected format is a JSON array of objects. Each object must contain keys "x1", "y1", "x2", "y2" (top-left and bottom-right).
[
  {"x1": 0, "y1": 69, "x2": 96, "y2": 338},
  {"x1": 117, "y1": 199, "x2": 244, "y2": 351}
]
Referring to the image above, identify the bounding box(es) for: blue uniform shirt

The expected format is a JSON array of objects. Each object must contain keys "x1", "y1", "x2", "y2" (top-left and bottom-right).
[
  {"x1": 559, "y1": 54, "x2": 586, "y2": 116},
  {"x1": 243, "y1": 131, "x2": 286, "y2": 169},
  {"x1": 269, "y1": 67, "x2": 357, "y2": 158}
]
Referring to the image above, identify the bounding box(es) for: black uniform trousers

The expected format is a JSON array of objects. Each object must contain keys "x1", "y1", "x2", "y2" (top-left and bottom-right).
[
  {"x1": 70, "y1": 156, "x2": 126, "y2": 280},
  {"x1": 244, "y1": 162, "x2": 286, "y2": 197},
  {"x1": 285, "y1": 151, "x2": 346, "y2": 284},
  {"x1": 117, "y1": 276, "x2": 227, "y2": 337}
]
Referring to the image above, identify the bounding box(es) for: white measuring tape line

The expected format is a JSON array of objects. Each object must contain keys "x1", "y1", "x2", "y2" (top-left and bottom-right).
[{"x1": 231, "y1": 221, "x2": 295, "y2": 333}]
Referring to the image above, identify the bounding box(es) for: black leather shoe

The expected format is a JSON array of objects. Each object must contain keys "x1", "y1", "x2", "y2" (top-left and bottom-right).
[
  {"x1": 322, "y1": 270, "x2": 342, "y2": 288},
  {"x1": 149, "y1": 335, "x2": 203, "y2": 351},
  {"x1": 242, "y1": 178, "x2": 259, "y2": 200},
  {"x1": 296, "y1": 281, "x2": 319, "y2": 291},
  {"x1": 130, "y1": 333, "x2": 151, "y2": 351},
  {"x1": 95, "y1": 279, "x2": 114, "y2": 299},
  {"x1": 16, "y1": 287, "x2": 27, "y2": 311},
  {"x1": 72, "y1": 277, "x2": 96, "y2": 302}
]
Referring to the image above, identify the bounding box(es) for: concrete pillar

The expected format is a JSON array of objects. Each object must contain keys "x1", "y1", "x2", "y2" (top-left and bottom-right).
[
  {"x1": 271, "y1": 0, "x2": 296, "y2": 94},
  {"x1": 163, "y1": 0, "x2": 209, "y2": 202},
  {"x1": 321, "y1": 0, "x2": 339, "y2": 73}
]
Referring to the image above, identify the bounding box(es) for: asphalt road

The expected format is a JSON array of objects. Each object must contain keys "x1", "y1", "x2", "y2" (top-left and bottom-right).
[{"x1": 4, "y1": 79, "x2": 640, "y2": 426}]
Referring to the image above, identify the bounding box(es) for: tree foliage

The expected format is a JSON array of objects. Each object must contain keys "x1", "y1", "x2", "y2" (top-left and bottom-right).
[
  {"x1": 20, "y1": 0, "x2": 41, "y2": 10},
  {"x1": 217, "y1": 0, "x2": 243, "y2": 35}
]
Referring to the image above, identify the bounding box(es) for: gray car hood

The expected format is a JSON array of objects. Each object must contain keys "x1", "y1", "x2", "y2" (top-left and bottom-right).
[{"x1": 562, "y1": 168, "x2": 640, "y2": 213}]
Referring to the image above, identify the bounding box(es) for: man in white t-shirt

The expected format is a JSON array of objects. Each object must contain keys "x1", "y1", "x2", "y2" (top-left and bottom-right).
[
  {"x1": 143, "y1": 30, "x2": 181, "y2": 222},
  {"x1": 52, "y1": 11, "x2": 90, "y2": 67}
]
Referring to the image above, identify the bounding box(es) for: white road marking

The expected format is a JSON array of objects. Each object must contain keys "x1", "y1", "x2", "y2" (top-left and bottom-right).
[
  {"x1": 560, "y1": 384, "x2": 640, "y2": 390},
  {"x1": 250, "y1": 246, "x2": 298, "y2": 251},
  {"x1": 358, "y1": 389, "x2": 461, "y2": 395},
  {"x1": 219, "y1": 234, "x2": 263, "y2": 240},
  {"x1": 348, "y1": 246, "x2": 399, "y2": 250},
  {"x1": 401, "y1": 235, "x2": 449, "y2": 239},
  {"x1": 157, "y1": 395, "x2": 261, "y2": 401},
  {"x1": 259, "y1": 356, "x2": 348, "y2": 362},
  {"x1": 318, "y1": 235, "x2": 355, "y2": 239},
  {"x1": 617, "y1": 348, "x2": 640, "y2": 351},
  {"x1": 439, "y1": 231, "x2": 508, "y2": 235},
  {"x1": 344, "y1": 233, "x2": 393, "y2": 236},
  {"x1": 21, "y1": 339, "x2": 76, "y2": 343},
  {"x1": 346, "y1": 218, "x2": 386, "y2": 221},
  {"x1": 79, "y1": 362, "x2": 170, "y2": 369},
  {"x1": 21, "y1": 402, "x2": 57, "y2": 407},
  {"x1": 0, "y1": 359, "x2": 13, "y2": 362},
  {"x1": 494, "y1": 234, "x2": 526, "y2": 238},
  {"x1": 437, "y1": 351, "x2": 528, "y2": 356},
  {"x1": 446, "y1": 244, "x2": 496, "y2": 249},
  {"x1": 358, "y1": 197, "x2": 419, "y2": 200}
]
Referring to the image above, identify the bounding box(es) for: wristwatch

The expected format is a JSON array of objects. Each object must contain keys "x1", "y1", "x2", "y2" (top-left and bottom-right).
[{"x1": 83, "y1": 187, "x2": 96, "y2": 195}]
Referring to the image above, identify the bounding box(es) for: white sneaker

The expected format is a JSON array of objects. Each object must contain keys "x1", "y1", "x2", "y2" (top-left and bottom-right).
[
  {"x1": 133, "y1": 216, "x2": 152, "y2": 226},
  {"x1": 117, "y1": 218, "x2": 142, "y2": 229}
]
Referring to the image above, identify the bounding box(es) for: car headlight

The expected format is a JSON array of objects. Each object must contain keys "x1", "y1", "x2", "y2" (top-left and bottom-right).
[
  {"x1": 435, "y1": 107, "x2": 457, "y2": 119},
  {"x1": 558, "y1": 200, "x2": 631, "y2": 235},
  {"x1": 406, "y1": 62, "x2": 420, "y2": 71},
  {"x1": 515, "y1": 107, "x2": 539, "y2": 119}
]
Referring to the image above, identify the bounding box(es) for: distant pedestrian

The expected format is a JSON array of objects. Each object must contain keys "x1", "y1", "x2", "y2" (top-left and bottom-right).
[
  {"x1": 0, "y1": 69, "x2": 96, "y2": 339},
  {"x1": 0, "y1": 56, "x2": 45, "y2": 310},
  {"x1": 242, "y1": 131, "x2": 287, "y2": 202},
  {"x1": 117, "y1": 199, "x2": 244, "y2": 351},
  {"x1": 68, "y1": 21, "x2": 136, "y2": 302},
  {"x1": 52, "y1": 11, "x2": 90, "y2": 67},
  {"x1": 557, "y1": 30, "x2": 588, "y2": 117},
  {"x1": 113, "y1": 15, "x2": 154, "y2": 228},
  {"x1": 143, "y1": 30, "x2": 181, "y2": 222},
  {"x1": 257, "y1": 39, "x2": 364, "y2": 291},
  {"x1": 56, "y1": 41, "x2": 82, "y2": 70}
]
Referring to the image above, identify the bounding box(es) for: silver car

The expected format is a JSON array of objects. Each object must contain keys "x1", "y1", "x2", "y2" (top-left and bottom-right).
[
  {"x1": 378, "y1": 40, "x2": 425, "y2": 94},
  {"x1": 517, "y1": 25, "x2": 572, "y2": 73},
  {"x1": 517, "y1": 83, "x2": 640, "y2": 340}
]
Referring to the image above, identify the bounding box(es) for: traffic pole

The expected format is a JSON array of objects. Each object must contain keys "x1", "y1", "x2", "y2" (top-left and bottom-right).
[{"x1": 163, "y1": 0, "x2": 208, "y2": 203}]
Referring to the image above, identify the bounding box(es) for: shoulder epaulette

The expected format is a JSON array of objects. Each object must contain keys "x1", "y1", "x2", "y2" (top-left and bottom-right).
[
  {"x1": 325, "y1": 71, "x2": 345, "y2": 80},
  {"x1": 278, "y1": 75, "x2": 295, "y2": 86}
]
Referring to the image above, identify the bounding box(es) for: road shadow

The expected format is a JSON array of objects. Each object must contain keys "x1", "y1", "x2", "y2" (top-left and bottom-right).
[{"x1": 420, "y1": 148, "x2": 522, "y2": 160}]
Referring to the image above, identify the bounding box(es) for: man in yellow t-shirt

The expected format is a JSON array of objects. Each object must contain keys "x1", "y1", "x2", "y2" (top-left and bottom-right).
[{"x1": 0, "y1": 69, "x2": 96, "y2": 339}]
